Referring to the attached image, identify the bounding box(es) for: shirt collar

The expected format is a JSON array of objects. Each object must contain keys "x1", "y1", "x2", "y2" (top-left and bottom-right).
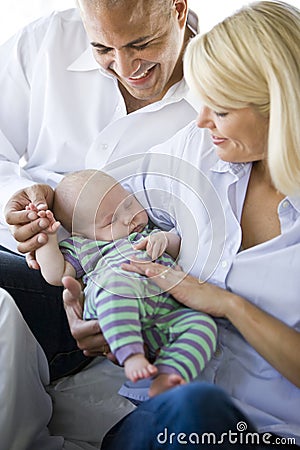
[
  {"x1": 212, "y1": 159, "x2": 250, "y2": 178},
  {"x1": 187, "y1": 9, "x2": 199, "y2": 36},
  {"x1": 67, "y1": 46, "x2": 99, "y2": 72},
  {"x1": 286, "y1": 196, "x2": 300, "y2": 214},
  {"x1": 212, "y1": 159, "x2": 300, "y2": 214}
]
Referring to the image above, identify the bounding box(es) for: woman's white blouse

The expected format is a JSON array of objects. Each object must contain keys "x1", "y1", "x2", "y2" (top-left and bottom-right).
[{"x1": 125, "y1": 121, "x2": 300, "y2": 443}]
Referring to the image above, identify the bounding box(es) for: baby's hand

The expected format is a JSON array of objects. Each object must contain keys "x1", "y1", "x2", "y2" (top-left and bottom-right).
[
  {"x1": 25, "y1": 202, "x2": 43, "y2": 214},
  {"x1": 28, "y1": 205, "x2": 60, "y2": 234},
  {"x1": 134, "y1": 231, "x2": 168, "y2": 260}
]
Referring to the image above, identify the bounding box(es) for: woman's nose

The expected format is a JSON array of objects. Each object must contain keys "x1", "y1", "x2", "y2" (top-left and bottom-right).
[{"x1": 196, "y1": 106, "x2": 215, "y2": 130}]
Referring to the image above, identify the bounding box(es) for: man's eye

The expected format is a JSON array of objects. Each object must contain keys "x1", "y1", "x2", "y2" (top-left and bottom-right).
[
  {"x1": 133, "y1": 42, "x2": 150, "y2": 51},
  {"x1": 95, "y1": 47, "x2": 112, "y2": 55}
]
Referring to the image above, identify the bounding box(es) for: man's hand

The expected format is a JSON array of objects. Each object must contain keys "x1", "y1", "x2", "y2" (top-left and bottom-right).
[
  {"x1": 4, "y1": 184, "x2": 55, "y2": 266},
  {"x1": 62, "y1": 276, "x2": 113, "y2": 358}
]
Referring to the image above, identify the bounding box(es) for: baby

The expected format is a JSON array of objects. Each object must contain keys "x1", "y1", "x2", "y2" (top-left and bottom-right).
[{"x1": 33, "y1": 170, "x2": 217, "y2": 396}]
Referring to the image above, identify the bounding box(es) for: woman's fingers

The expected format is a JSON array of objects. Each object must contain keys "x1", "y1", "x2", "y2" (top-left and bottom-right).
[{"x1": 121, "y1": 260, "x2": 187, "y2": 292}]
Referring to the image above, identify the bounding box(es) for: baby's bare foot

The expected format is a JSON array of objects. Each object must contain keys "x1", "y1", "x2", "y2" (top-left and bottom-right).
[
  {"x1": 149, "y1": 373, "x2": 186, "y2": 397},
  {"x1": 124, "y1": 354, "x2": 158, "y2": 382}
]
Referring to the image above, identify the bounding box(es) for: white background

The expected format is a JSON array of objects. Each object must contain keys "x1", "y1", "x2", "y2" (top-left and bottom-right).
[{"x1": 0, "y1": 0, "x2": 299, "y2": 44}]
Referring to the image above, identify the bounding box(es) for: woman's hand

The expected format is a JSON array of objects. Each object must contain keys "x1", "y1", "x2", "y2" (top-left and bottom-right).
[
  {"x1": 122, "y1": 260, "x2": 300, "y2": 387},
  {"x1": 62, "y1": 276, "x2": 113, "y2": 359},
  {"x1": 121, "y1": 259, "x2": 231, "y2": 318},
  {"x1": 4, "y1": 184, "x2": 55, "y2": 268}
]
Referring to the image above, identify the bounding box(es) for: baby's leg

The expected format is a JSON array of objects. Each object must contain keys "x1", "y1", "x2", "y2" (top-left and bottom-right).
[
  {"x1": 124, "y1": 353, "x2": 157, "y2": 382},
  {"x1": 145, "y1": 308, "x2": 217, "y2": 396}
]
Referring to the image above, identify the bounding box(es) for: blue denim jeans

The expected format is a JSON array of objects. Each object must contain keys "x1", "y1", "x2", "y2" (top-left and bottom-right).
[
  {"x1": 0, "y1": 246, "x2": 92, "y2": 380},
  {"x1": 101, "y1": 382, "x2": 299, "y2": 449}
]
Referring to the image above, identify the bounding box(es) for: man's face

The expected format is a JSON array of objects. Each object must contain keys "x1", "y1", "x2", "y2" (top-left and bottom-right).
[{"x1": 78, "y1": 0, "x2": 187, "y2": 103}]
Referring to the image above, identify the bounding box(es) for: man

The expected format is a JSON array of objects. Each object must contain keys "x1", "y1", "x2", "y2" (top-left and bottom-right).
[{"x1": 0, "y1": 0, "x2": 198, "y2": 380}]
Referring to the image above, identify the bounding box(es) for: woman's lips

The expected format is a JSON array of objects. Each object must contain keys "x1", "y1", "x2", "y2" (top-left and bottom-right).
[{"x1": 212, "y1": 135, "x2": 227, "y2": 145}]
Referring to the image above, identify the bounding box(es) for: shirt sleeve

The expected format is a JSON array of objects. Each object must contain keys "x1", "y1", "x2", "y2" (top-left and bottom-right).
[
  {"x1": 0, "y1": 26, "x2": 40, "y2": 223},
  {"x1": 59, "y1": 238, "x2": 85, "y2": 279}
]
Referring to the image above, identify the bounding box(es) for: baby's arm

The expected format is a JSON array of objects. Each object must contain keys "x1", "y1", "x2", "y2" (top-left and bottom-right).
[
  {"x1": 135, "y1": 230, "x2": 181, "y2": 260},
  {"x1": 33, "y1": 207, "x2": 76, "y2": 285}
]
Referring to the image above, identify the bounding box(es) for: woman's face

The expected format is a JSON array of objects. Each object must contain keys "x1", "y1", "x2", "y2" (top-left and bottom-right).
[{"x1": 197, "y1": 106, "x2": 269, "y2": 163}]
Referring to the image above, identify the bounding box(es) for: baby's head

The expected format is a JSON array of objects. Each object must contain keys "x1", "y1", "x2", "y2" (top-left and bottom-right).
[{"x1": 53, "y1": 169, "x2": 148, "y2": 241}]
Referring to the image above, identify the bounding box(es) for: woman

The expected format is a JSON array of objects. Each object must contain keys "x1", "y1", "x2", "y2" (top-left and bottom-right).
[{"x1": 102, "y1": 1, "x2": 300, "y2": 448}]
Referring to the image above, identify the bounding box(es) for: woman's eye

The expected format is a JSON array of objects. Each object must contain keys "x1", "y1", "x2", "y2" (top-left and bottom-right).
[{"x1": 214, "y1": 112, "x2": 228, "y2": 118}]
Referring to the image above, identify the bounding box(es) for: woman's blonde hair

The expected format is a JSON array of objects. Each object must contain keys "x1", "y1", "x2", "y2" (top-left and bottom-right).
[{"x1": 184, "y1": 1, "x2": 300, "y2": 196}]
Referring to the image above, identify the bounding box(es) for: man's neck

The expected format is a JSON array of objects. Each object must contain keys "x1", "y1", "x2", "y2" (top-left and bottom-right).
[{"x1": 119, "y1": 83, "x2": 154, "y2": 114}]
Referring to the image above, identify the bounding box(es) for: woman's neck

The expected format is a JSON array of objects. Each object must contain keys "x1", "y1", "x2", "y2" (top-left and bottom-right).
[{"x1": 252, "y1": 160, "x2": 276, "y2": 190}]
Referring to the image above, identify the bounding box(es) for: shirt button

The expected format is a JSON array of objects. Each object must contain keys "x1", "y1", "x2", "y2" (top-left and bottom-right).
[
  {"x1": 282, "y1": 200, "x2": 290, "y2": 209},
  {"x1": 116, "y1": 105, "x2": 122, "y2": 112},
  {"x1": 221, "y1": 260, "x2": 228, "y2": 269},
  {"x1": 101, "y1": 144, "x2": 108, "y2": 150}
]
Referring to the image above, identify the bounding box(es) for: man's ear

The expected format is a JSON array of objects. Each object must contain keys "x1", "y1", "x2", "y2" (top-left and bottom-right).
[{"x1": 173, "y1": 0, "x2": 188, "y2": 28}]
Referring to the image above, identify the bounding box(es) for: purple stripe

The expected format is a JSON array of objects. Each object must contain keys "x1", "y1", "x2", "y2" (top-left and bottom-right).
[
  {"x1": 95, "y1": 306, "x2": 139, "y2": 316},
  {"x1": 156, "y1": 353, "x2": 196, "y2": 380},
  {"x1": 145, "y1": 297, "x2": 174, "y2": 311},
  {"x1": 115, "y1": 343, "x2": 145, "y2": 365},
  {"x1": 155, "y1": 364, "x2": 182, "y2": 377},
  {"x1": 179, "y1": 317, "x2": 217, "y2": 334},
  {"x1": 107, "y1": 330, "x2": 143, "y2": 343},
  {"x1": 100, "y1": 319, "x2": 141, "y2": 331},
  {"x1": 143, "y1": 327, "x2": 165, "y2": 348},
  {"x1": 185, "y1": 328, "x2": 218, "y2": 347},
  {"x1": 167, "y1": 339, "x2": 213, "y2": 363}
]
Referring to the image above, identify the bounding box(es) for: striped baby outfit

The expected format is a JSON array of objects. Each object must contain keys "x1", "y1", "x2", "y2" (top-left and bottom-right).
[{"x1": 60, "y1": 229, "x2": 217, "y2": 381}]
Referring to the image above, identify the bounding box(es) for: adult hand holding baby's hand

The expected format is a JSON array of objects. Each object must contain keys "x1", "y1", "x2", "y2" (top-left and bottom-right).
[
  {"x1": 26, "y1": 203, "x2": 60, "y2": 234},
  {"x1": 4, "y1": 184, "x2": 54, "y2": 268}
]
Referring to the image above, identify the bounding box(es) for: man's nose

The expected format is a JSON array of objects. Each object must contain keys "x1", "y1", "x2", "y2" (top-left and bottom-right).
[{"x1": 111, "y1": 49, "x2": 141, "y2": 78}]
